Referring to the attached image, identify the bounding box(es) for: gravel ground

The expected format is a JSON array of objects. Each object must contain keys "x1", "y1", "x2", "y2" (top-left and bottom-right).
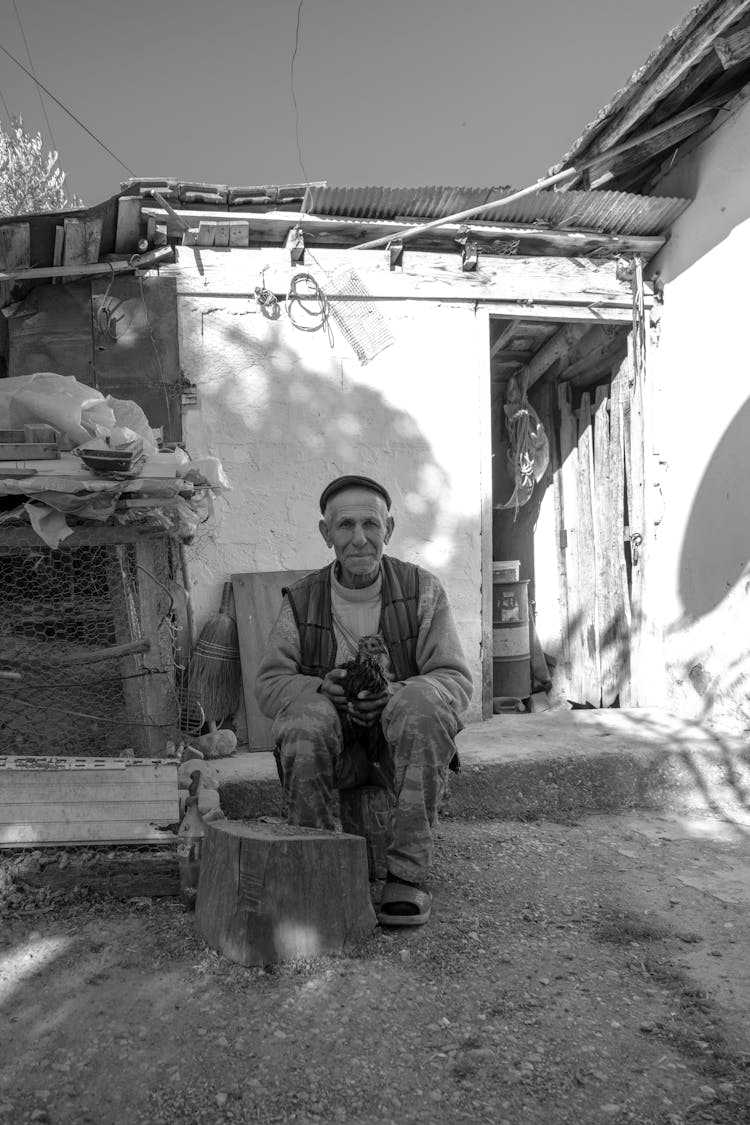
[{"x1": 1, "y1": 813, "x2": 749, "y2": 1125}]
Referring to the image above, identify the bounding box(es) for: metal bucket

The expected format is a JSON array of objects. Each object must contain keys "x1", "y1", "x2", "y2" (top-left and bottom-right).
[{"x1": 492, "y1": 577, "x2": 531, "y2": 699}]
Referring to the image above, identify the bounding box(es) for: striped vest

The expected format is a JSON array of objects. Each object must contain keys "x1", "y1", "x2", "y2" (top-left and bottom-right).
[{"x1": 283, "y1": 556, "x2": 420, "y2": 680}]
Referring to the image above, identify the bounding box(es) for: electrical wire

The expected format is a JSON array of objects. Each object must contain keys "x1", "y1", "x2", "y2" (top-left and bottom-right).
[
  {"x1": 0, "y1": 85, "x2": 12, "y2": 122},
  {"x1": 290, "y1": 0, "x2": 309, "y2": 184},
  {"x1": 12, "y1": 0, "x2": 57, "y2": 153},
  {"x1": 0, "y1": 41, "x2": 135, "y2": 174}
]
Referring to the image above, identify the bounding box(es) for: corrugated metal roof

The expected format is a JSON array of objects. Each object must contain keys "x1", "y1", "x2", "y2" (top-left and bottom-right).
[{"x1": 306, "y1": 185, "x2": 689, "y2": 235}]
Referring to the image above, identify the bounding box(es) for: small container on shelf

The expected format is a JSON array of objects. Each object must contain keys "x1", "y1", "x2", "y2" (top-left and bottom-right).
[{"x1": 491, "y1": 559, "x2": 520, "y2": 582}]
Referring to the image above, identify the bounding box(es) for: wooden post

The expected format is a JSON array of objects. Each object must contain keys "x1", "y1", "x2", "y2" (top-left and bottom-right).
[
  {"x1": 478, "y1": 309, "x2": 494, "y2": 718},
  {"x1": 575, "y1": 391, "x2": 600, "y2": 704},
  {"x1": 133, "y1": 539, "x2": 176, "y2": 747},
  {"x1": 195, "y1": 820, "x2": 376, "y2": 966},
  {"x1": 593, "y1": 376, "x2": 631, "y2": 707},
  {"x1": 557, "y1": 383, "x2": 585, "y2": 702},
  {"x1": 106, "y1": 545, "x2": 150, "y2": 752}
]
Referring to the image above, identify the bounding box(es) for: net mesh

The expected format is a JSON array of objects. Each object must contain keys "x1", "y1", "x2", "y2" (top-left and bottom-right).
[
  {"x1": 326, "y1": 268, "x2": 395, "y2": 365},
  {"x1": 0, "y1": 534, "x2": 180, "y2": 757}
]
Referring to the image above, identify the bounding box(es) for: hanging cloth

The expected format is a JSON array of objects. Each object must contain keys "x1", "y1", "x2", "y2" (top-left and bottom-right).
[{"x1": 496, "y1": 373, "x2": 550, "y2": 514}]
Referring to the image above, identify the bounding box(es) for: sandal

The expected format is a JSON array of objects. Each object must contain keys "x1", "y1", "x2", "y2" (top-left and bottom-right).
[{"x1": 377, "y1": 881, "x2": 432, "y2": 927}]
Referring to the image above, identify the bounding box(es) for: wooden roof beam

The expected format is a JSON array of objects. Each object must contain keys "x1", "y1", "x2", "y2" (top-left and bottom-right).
[
  {"x1": 583, "y1": 0, "x2": 750, "y2": 158},
  {"x1": 587, "y1": 110, "x2": 715, "y2": 188},
  {"x1": 139, "y1": 205, "x2": 666, "y2": 258},
  {"x1": 516, "y1": 324, "x2": 590, "y2": 390},
  {"x1": 490, "y1": 319, "x2": 520, "y2": 358},
  {"x1": 562, "y1": 335, "x2": 628, "y2": 388},
  {"x1": 715, "y1": 25, "x2": 750, "y2": 67}
]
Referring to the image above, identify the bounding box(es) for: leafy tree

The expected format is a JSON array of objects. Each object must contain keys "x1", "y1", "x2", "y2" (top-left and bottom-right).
[{"x1": 0, "y1": 115, "x2": 82, "y2": 217}]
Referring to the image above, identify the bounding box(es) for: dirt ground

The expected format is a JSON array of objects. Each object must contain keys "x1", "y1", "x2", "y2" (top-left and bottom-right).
[{"x1": 2, "y1": 811, "x2": 750, "y2": 1125}]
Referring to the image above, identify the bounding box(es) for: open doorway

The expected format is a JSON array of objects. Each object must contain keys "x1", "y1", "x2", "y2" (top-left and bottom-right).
[{"x1": 489, "y1": 314, "x2": 642, "y2": 713}]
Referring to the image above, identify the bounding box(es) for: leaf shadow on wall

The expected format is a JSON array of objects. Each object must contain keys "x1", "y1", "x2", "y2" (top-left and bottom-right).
[
  {"x1": 195, "y1": 315, "x2": 484, "y2": 739},
  {"x1": 211, "y1": 317, "x2": 463, "y2": 569}
]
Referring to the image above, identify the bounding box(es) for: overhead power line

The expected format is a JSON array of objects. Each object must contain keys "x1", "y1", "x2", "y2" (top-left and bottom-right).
[
  {"x1": 0, "y1": 85, "x2": 12, "y2": 122},
  {"x1": 0, "y1": 41, "x2": 135, "y2": 175},
  {"x1": 290, "y1": 0, "x2": 309, "y2": 184},
  {"x1": 12, "y1": 0, "x2": 57, "y2": 153}
]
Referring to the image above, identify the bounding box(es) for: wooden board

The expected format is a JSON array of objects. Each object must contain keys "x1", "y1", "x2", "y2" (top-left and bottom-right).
[
  {"x1": 0, "y1": 756, "x2": 179, "y2": 847},
  {"x1": 575, "y1": 391, "x2": 600, "y2": 705},
  {"x1": 232, "y1": 570, "x2": 310, "y2": 752},
  {"x1": 557, "y1": 383, "x2": 585, "y2": 703},
  {"x1": 141, "y1": 205, "x2": 666, "y2": 259},
  {"x1": 609, "y1": 357, "x2": 634, "y2": 704},
  {"x1": 477, "y1": 309, "x2": 495, "y2": 718},
  {"x1": 622, "y1": 337, "x2": 646, "y2": 704},
  {"x1": 115, "y1": 196, "x2": 143, "y2": 253},
  {"x1": 592, "y1": 377, "x2": 631, "y2": 707},
  {"x1": 165, "y1": 247, "x2": 650, "y2": 310},
  {"x1": 133, "y1": 539, "x2": 177, "y2": 744},
  {"x1": 62, "y1": 217, "x2": 102, "y2": 266},
  {"x1": 0, "y1": 222, "x2": 30, "y2": 307}
]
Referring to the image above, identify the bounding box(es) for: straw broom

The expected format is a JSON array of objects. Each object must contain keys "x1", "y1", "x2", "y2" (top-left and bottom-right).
[{"x1": 184, "y1": 582, "x2": 241, "y2": 733}]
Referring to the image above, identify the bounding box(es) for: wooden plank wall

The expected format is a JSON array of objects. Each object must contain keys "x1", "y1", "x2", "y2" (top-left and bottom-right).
[
  {"x1": 551, "y1": 341, "x2": 638, "y2": 707},
  {"x1": 555, "y1": 384, "x2": 586, "y2": 702},
  {"x1": 0, "y1": 757, "x2": 178, "y2": 847},
  {"x1": 622, "y1": 336, "x2": 647, "y2": 704},
  {"x1": 593, "y1": 371, "x2": 631, "y2": 706},
  {"x1": 575, "y1": 391, "x2": 600, "y2": 703}
]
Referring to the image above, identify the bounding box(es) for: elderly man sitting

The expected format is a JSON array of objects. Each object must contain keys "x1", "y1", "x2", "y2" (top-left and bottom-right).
[{"x1": 255, "y1": 475, "x2": 472, "y2": 926}]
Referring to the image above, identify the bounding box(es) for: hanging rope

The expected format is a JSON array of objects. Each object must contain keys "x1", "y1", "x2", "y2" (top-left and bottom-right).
[{"x1": 285, "y1": 272, "x2": 333, "y2": 344}]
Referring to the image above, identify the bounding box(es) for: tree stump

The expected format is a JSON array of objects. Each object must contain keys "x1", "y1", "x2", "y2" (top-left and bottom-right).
[{"x1": 194, "y1": 819, "x2": 376, "y2": 966}]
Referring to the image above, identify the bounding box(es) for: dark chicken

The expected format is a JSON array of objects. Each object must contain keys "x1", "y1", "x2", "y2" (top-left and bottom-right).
[{"x1": 338, "y1": 635, "x2": 389, "y2": 763}]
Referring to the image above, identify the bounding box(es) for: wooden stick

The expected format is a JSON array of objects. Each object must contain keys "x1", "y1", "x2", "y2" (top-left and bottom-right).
[
  {"x1": 150, "y1": 191, "x2": 192, "y2": 232},
  {"x1": 3, "y1": 638, "x2": 151, "y2": 667},
  {"x1": 0, "y1": 246, "x2": 173, "y2": 283}
]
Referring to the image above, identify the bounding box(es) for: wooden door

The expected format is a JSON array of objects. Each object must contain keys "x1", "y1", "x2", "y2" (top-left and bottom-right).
[{"x1": 551, "y1": 341, "x2": 644, "y2": 707}]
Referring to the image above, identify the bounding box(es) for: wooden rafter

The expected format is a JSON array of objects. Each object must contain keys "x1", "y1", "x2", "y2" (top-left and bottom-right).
[
  {"x1": 490, "y1": 319, "x2": 520, "y2": 358},
  {"x1": 588, "y1": 110, "x2": 715, "y2": 188},
  {"x1": 585, "y1": 0, "x2": 750, "y2": 157},
  {"x1": 715, "y1": 25, "x2": 750, "y2": 66},
  {"x1": 516, "y1": 324, "x2": 590, "y2": 390},
  {"x1": 138, "y1": 205, "x2": 666, "y2": 259}
]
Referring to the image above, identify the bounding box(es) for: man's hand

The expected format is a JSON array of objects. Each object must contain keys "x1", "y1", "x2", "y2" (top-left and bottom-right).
[
  {"x1": 347, "y1": 687, "x2": 390, "y2": 728},
  {"x1": 319, "y1": 668, "x2": 349, "y2": 711}
]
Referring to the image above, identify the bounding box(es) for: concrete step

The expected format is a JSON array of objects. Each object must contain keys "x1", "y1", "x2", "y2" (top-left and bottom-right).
[{"x1": 213, "y1": 707, "x2": 750, "y2": 824}]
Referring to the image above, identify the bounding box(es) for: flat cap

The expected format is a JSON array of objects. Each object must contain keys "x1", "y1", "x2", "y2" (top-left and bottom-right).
[{"x1": 319, "y1": 474, "x2": 392, "y2": 513}]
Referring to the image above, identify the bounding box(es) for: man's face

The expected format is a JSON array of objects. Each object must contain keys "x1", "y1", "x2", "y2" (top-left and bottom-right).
[{"x1": 319, "y1": 487, "x2": 394, "y2": 588}]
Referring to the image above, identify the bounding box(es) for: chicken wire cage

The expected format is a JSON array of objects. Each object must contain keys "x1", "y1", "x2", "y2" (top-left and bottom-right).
[{"x1": 0, "y1": 530, "x2": 181, "y2": 756}]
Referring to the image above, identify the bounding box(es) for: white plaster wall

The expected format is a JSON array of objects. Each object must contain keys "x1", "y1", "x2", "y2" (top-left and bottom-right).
[
  {"x1": 178, "y1": 293, "x2": 486, "y2": 741},
  {"x1": 648, "y1": 93, "x2": 750, "y2": 727}
]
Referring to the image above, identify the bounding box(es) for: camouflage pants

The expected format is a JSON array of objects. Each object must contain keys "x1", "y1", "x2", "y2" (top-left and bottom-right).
[{"x1": 272, "y1": 681, "x2": 460, "y2": 884}]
